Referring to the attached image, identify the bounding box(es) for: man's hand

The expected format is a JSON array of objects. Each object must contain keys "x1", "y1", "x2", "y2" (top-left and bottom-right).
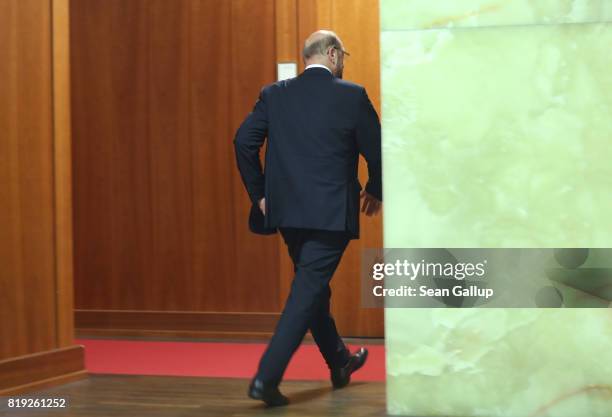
[
  {"x1": 360, "y1": 191, "x2": 381, "y2": 217},
  {"x1": 258, "y1": 197, "x2": 266, "y2": 215}
]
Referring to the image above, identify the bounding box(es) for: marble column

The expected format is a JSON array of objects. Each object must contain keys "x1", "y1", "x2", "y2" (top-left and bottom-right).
[{"x1": 381, "y1": 1, "x2": 612, "y2": 416}]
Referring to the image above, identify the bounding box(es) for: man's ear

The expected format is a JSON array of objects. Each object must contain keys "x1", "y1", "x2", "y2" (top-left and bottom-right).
[{"x1": 327, "y1": 47, "x2": 337, "y2": 65}]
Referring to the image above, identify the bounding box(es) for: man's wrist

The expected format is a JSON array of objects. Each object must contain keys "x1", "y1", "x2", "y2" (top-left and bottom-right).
[{"x1": 250, "y1": 194, "x2": 265, "y2": 205}]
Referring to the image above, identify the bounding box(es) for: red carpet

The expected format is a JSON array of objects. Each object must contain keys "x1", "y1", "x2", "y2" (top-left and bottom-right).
[{"x1": 75, "y1": 339, "x2": 385, "y2": 382}]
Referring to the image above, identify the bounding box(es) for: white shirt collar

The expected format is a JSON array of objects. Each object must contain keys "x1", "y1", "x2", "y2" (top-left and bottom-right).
[{"x1": 305, "y1": 64, "x2": 332, "y2": 74}]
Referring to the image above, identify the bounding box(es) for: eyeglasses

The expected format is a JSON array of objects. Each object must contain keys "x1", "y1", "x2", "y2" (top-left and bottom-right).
[{"x1": 334, "y1": 47, "x2": 350, "y2": 57}]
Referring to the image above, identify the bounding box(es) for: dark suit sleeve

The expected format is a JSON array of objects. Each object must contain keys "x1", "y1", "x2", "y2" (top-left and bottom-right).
[
  {"x1": 355, "y1": 87, "x2": 382, "y2": 201},
  {"x1": 233, "y1": 88, "x2": 268, "y2": 205}
]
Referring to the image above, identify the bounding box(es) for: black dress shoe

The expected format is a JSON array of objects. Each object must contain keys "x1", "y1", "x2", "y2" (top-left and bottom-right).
[
  {"x1": 248, "y1": 378, "x2": 289, "y2": 407},
  {"x1": 330, "y1": 347, "x2": 368, "y2": 389}
]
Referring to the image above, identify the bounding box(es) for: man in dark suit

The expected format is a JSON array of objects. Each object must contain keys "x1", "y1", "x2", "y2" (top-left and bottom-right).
[{"x1": 234, "y1": 29, "x2": 382, "y2": 407}]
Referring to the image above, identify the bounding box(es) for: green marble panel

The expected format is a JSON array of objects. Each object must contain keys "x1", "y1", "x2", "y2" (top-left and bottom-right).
[
  {"x1": 381, "y1": 22, "x2": 612, "y2": 417},
  {"x1": 386, "y1": 308, "x2": 612, "y2": 416},
  {"x1": 381, "y1": 0, "x2": 612, "y2": 30},
  {"x1": 382, "y1": 23, "x2": 612, "y2": 249}
]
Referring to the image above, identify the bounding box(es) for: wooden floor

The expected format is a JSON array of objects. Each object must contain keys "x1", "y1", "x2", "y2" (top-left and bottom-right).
[{"x1": 0, "y1": 374, "x2": 388, "y2": 417}]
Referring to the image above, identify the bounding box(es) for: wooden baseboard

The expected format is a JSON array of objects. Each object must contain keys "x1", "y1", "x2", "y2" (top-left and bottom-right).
[
  {"x1": 74, "y1": 328, "x2": 316, "y2": 342},
  {"x1": 75, "y1": 310, "x2": 282, "y2": 340},
  {"x1": 2, "y1": 370, "x2": 88, "y2": 396},
  {"x1": 0, "y1": 345, "x2": 87, "y2": 395}
]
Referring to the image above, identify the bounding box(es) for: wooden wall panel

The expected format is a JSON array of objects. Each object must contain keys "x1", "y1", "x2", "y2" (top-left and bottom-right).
[
  {"x1": 229, "y1": 0, "x2": 280, "y2": 311},
  {"x1": 190, "y1": 0, "x2": 236, "y2": 311},
  {"x1": 0, "y1": 0, "x2": 57, "y2": 359},
  {"x1": 275, "y1": 0, "x2": 298, "y2": 62},
  {"x1": 53, "y1": 0, "x2": 78, "y2": 347},
  {"x1": 0, "y1": 0, "x2": 86, "y2": 394},
  {"x1": 72, "y1": 0, "x2": 382, "y2": 338},
  {"x1": 71, "y1": 0, "x2": 152, "y2": 310},
  {"x1": 148, "y1": 1, "x2": 194, "y2": 310},
  {"x1": 71, "y1": 0, "x2": 280, "y2": 328}
]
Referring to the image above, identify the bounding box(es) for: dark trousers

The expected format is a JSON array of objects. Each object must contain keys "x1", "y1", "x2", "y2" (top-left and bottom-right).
[{"x1": 255, "y1": 227, "x2": 351, "y2": 385}]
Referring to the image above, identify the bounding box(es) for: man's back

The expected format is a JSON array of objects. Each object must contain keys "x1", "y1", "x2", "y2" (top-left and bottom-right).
[
  {"x1": 239, "y1": 29, "x2": 380, "y2": 407},
  {"x1": 234, "y1": 66, "x2": 381, "y2": 239}
]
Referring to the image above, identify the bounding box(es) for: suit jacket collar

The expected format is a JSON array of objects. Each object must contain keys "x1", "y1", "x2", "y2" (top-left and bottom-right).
[{"x1": 301, "y1": 67, "x2": 334, "y2": 77}]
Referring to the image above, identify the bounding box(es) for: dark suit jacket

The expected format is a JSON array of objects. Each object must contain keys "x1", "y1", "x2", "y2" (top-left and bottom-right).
[{"x1": 233, "y1": 66, "x2": 382, "y2": 239}]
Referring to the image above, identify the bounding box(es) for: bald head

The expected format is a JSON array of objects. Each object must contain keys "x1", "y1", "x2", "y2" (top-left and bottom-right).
[
  {"x1": 302, "y1": 30, "x2": 347, "y2": 78},
  {"x1": 303, "y1": 30, "x2": 342, "y2": 60}
]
